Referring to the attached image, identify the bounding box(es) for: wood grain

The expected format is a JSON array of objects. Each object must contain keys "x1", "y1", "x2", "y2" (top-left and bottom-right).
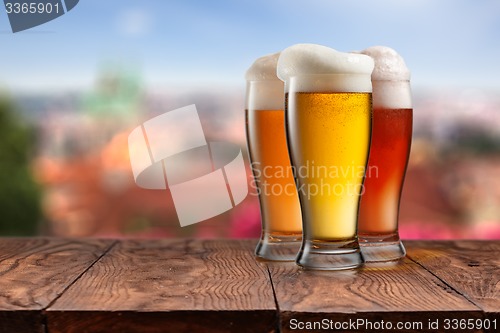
[
  {"x1": 1, "y1": 239, "x2": 498, "y2": 332},
  {"x1": 46, "y1": 239, "x2": 277, "y2": 333},
  {"x1": 0, "y1": 238, "x2": 114, "y2": 333},
  {"x1": 267, "y1": 257, "x2": 482, "y2": 333},
  {"x1": 406, "y1": 241, "x2": 500, "y2": 315}
]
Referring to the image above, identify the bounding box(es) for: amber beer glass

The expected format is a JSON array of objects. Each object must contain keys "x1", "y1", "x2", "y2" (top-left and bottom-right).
[
  {"x1": 357, "y1": 46, "x2": 412, "y2": 262},
  {"x1": 285, "y1": 72, "x2": 373, "y2": 270},
  {"x1": 358, "y1": 79, "x2": 412, "y2": 261},
  {"x1": 246, "y1": 55, "x2": 302, "y2": 261}
]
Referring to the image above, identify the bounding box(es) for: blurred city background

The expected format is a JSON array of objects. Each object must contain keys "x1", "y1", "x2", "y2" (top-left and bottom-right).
[{"x1": 1, "y1": 0, "x2": 499, "y2": 239}]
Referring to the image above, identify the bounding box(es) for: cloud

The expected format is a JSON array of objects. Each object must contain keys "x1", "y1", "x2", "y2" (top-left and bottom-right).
[{"x1": 115, "y1": 8, "x2": 152, "y2": 37}]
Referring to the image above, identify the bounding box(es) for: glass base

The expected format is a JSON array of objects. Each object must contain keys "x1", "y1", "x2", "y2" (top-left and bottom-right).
[
  {"x1": 359, "y1": 233, "x2": 406, "y2": 263},
  {"x1": 295, "y1": 239, "x2": 364, "y2": 270},
  {"x1": 255, "y1": 233, "x2": 302, "y2": 261}
]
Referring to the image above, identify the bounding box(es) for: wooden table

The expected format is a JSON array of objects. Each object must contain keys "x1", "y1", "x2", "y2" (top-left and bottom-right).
[{"x1": 0, "y1": 239, "x2": 498, "y2": 333}]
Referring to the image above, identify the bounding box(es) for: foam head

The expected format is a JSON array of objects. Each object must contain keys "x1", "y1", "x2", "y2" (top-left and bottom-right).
[
  {"x1": 245, "y1": 52, "x2": 281, "y2": 81},
  {"x1": 245, "y1": 52, "x2": 284, "y2": 110},
  {"x1": 360, "y1": 46, "x2": 410, "y2": 81},
  {"x1": 360, "y1": 46, "x2": 412, "y2": 108},
  {"x1": 277, "y1": 43, "x2": 374, "y2": 92}
]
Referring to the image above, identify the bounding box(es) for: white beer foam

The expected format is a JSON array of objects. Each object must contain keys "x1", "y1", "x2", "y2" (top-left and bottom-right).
[
  {"x1": 245, "y1": 52, "x2": 284, "y2": 110},
  {"x1": 246, "y1": 80, "x2": 284, "y2": 111},
  {"x1": 360, "y1": 46, "x2": 412, "y2": 108},
  {"x1": 245, "y1": 52, "x2": 281, "y2": 81},
  {"x1": 360, "y1": 46, "x2": 410, "y2": 81},
  {"x1": 371, "y1": 80, "x2": 412, "y2": 109},
  {"x1": 277, "y1": 44, "x2": 374, "y2": 92}
]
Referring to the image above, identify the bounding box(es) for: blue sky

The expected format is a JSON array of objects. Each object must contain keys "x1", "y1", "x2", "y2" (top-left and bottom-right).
[{"x1": 0, "y1": 0, "x2": 499, "y2": 92}]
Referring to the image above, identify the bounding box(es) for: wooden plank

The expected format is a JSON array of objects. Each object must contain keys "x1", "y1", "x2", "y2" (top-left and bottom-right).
[
  {"x1": 0, "y1": 311, "x2": 44, "y2": 333},
  {"x1": 268, "y1": 257, "x2": 482, "y2": 333},
  {"x1": 47, "y1": 239, "x2": 277, "y2": 333},
  {"x1": 406, "y1": 240, "x2": 500, "y2": 318},
  {"x1": 0, "y1": 238, "x2": 114, "y2": 333}
]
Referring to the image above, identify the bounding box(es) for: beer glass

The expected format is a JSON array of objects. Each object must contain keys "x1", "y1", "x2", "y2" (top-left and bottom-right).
[
  {"x1": 358, "y1": 69, "x2": 412, "y2": 262},
  {"x1": 246, "y1": 56, "x2": 302, "y2": 261},
  {"x1": 286, "y1": 73, "x2": 372, "y2": 270}
]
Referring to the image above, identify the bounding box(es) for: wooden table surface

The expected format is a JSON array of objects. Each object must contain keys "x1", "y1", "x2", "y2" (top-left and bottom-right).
[{"x1": 0, "y1": 239, "x2": 498, "y2": 333}]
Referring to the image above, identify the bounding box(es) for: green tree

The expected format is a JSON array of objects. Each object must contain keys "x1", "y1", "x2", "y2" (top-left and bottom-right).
[{"x1": 0, "y1": 96, "x2": 41, "y2": 235}]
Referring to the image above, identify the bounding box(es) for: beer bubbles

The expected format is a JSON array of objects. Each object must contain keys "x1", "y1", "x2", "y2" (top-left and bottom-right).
[{"x1": 277, "y1": 43, "x2": 374, "y2": 270}]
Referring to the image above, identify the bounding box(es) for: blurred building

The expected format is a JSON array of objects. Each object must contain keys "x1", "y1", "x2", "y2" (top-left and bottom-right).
[
  {"x1": 17, "y1": 80, "x2": 500, "y2": 240},
  {"x1": 32, "y1": 68, "x2": 260, "y2": 238}
]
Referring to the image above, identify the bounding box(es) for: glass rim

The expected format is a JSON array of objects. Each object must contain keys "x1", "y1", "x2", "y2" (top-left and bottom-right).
[
  {"x1": 287, "y1": 73, "x2": 373, "y2": 80},
  {"x1": 246, "y1": 78, "x2": 282, "y2": 83},
  {"x1": 372, "y1": 78, "x2": 411, "y2": 83}
]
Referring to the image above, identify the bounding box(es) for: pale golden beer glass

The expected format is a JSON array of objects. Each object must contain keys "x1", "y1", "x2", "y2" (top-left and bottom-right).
[
  {"x1": 246, "y1": 79, "x2": 302, "y2": 261},
  {"x1": 286, "y1": 74, "x2": 372, "y2": 269}
]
